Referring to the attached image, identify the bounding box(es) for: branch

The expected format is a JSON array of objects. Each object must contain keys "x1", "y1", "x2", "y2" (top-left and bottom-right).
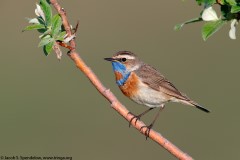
[{"x1": 50, "y1": 0, "x2": 193, "y2": 159}]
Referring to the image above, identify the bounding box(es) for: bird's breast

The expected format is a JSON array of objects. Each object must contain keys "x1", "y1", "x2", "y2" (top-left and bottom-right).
[
  {"x1": 119, "y1": 72, "x2": 139, "y2": 98},
  {"x1": 119, "y1": 72, "x2": 169, "y2": 107}
]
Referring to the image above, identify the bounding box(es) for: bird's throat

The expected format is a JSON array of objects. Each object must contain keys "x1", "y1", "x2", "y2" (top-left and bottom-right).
[{"x1": 112, "y1": 62, "x2": 130, "y2": 86}]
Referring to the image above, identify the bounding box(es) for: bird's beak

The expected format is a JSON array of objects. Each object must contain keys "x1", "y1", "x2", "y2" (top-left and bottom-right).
[{"x1": 104, "y1": 57, "x2": 114, "y2": 62}]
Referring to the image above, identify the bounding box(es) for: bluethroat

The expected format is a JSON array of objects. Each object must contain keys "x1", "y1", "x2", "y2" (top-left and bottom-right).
[{"x1": 104, "y1": 51, "x2": 210, "y2": 138}]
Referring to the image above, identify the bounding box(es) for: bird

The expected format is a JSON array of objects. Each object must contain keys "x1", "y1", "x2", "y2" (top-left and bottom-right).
[{"x1": 104, "y1": 51, "x2": 210, "y2": 138}]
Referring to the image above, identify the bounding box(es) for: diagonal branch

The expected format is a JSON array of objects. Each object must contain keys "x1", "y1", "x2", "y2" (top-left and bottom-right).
[{"x1": 50, "y1": 0, "x2": 193, "y2": 159}]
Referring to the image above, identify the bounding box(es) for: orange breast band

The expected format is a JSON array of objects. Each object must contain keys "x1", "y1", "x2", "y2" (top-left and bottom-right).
[
  {"x1": 119, "y1": 72, "x2": 139, "y2": 97},
  {"x1": 114, "y1": 71, "x2": 123, "y2": 81}
]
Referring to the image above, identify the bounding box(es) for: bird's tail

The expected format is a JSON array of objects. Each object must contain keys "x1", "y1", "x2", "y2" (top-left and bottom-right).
[
  {"x1": 193, "y1": 103, "x2": 210, "y2": 113},
  {"x1": 179, "y1": 99, "x2": 210, "y2": 113},
  {"x1": 189, "y1": 101, "x2": 210, "y2": 113}
]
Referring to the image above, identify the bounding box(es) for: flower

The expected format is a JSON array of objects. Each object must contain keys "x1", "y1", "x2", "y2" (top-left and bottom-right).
[
  {"x1": 229, "y1": 19, "x2": 238, "y2": 39},
  {"x1": 28, "y1": 18, "x2": 40, "y2": 24},
  {"x1": 35, "y1": 4, "x2": 45, "y2": 21},
  {"x1": 202, "y1": 6, "x2": 219, "y2": 21}
]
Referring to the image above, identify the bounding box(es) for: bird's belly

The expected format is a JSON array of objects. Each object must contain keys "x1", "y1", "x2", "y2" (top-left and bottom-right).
[{"x1": 131, "y1": 83, "x2": 168, "y2": 108}]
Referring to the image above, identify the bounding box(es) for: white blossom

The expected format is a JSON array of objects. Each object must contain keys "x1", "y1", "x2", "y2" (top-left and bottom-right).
[
  {"x1": 229, "y1": 19, "x2": 238, "y2": 39},
  {"x1": 28, "y1": 18, "x2": 40, "y2": 24},
  {"x1": 35, "y1": 4, "x2": 45, "y2": 21},
  {"x1": 202, "y1": 7, "x2": 219, "y2": 21}
]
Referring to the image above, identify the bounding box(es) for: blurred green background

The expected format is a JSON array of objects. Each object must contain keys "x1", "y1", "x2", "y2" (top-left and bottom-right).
[{"x1": 0, "y1": 0, "x2": 239, "y2": 159}]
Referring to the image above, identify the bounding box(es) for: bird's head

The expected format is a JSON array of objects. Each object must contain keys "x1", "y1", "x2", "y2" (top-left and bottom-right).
[
  {"x1": 104, "y1": 51, "x2": 141, "y2": 73},
  {"x1": 104, "y1": 51, "x2": 142, "y2": 86}
]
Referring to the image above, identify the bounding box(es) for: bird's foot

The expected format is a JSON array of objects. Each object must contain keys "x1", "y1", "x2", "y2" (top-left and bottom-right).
[
  {"x1": 140, "y1": 124, "x2": 153, "y2": 140},
  {"x1": 127, "y1": 112, "x2": 141, "y2": 127}
]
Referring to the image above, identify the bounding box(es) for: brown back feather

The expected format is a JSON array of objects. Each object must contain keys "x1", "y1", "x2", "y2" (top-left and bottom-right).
[{"x1": 135, "y1": 64, "x2": 190, "y2": 101}]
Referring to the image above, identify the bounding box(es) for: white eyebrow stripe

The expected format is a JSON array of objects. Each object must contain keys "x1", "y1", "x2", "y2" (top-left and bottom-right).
[{"x1": 115, "y1": 55, "x2": 135, "y2": 59}]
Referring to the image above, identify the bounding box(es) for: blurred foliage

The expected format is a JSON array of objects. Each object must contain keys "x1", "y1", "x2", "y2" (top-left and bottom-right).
[{"x1": 176, "y1": 0, "x2": 240, "y2": 40}]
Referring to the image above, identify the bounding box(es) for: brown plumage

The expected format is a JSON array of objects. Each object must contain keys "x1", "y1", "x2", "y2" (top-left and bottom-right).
[{"x1": 134, "y1": 63, "x2": 209, "y2": 112}]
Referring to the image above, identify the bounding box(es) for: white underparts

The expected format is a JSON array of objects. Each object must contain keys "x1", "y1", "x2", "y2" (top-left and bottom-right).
[{"x1": 130, "y1": 80, "x2": 169, "y2": 108}]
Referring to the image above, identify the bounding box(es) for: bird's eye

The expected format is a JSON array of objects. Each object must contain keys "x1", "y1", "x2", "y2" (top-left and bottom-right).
[{"x1": 121, "y1": 58, "x2": 127, "y2": 62}]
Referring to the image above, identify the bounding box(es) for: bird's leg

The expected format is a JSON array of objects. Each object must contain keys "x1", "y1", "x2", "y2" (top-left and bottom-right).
[
  {"x1": 140, "y1": 104, "x2": 165, "y2": 140},
  {"x1": 128, "y1": 107, "x2": 155, "y2": 127}
]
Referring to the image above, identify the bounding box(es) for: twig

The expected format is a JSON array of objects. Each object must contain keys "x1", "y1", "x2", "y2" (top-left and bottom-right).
[{"x1": 50, "y1": 0, "x2": 193, "y2": 159}]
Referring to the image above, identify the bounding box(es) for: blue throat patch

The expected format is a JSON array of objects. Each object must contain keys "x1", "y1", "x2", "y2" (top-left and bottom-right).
[{"x1": 111, "y1": 61, "x2": 130, "y2": 86}]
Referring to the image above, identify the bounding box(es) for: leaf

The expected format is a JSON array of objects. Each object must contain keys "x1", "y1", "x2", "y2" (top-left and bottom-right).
[
  {"x1": 217, "y1": 0, "x2": 226, "y2": 5},
  {"x1": 196, "y1": 0, "x2": 205, "y2": 5},
  {"x1": 221, "y1": 4, "x2": 231, "y2": 18},
  {"x1": 39, "y1": 29, "x2": 51, "y2": 38},
  {"x1": 37, "y1": 17, "x2": 46, "y2": 25},
  {"x1": 174, "y1": 17, "x2": 202, "y2": 30},
  {"x1": 38, "y1": 35, "x2": 54, "y2": 47},
  {"x1": 43, "y1": 41, "x2": 54, "y2": 56},
  {"x1": 201, "y1": 20, "x2": 226, "y2": 41},
  {"x1": 196, "y1": 0, "x2": 216, "y2": 5},
  {"x1": 23, "y1": 24, "x2": 45, "y2": 31},
  {"x1": 206, "y1": 0, "x2": 217, "y2": 6},
  {"x1": 40, "y1": 0, "x2": 52, "y2": 26},
  {"x1": 231, "y1": 5, "x2": 240, "y2": 13},
  {"x1": 55, "y1": 31, "x2": 67, "y2": 41},
  {"x1": 225, "y1": 0, "x2": 237, "y2": 5},
  {"x1": 51, "y1": 14, "x2": 62, "y2": 37}
]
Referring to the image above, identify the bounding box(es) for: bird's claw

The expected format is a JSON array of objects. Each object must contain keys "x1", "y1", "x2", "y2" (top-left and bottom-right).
[
  {"x1": 140, "y1": 124, "x2": 153, "y2": 140},
  {"x1": 127, "y1": 112, "x2": 141, "y2": 127}
]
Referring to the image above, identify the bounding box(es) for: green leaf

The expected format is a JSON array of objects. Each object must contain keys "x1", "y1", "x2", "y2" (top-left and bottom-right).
[
  {"x1": 23, "y1": 24, "x2": 45, "y2": 31},
  {"x1": 174, "y1": 17, "x2": 202, "y2": 30},
  {"x1": 231, "y1": 5, "x2": 240, "y2": 13},
  {"x1": 37, "y1": 17, "x2": 46, "y2": 26},
  {"x1": 216, "y1": 0, "x2": 226, "y2": 5},
  {"x1": 43, "y1": 41, "x2": 54, "y2": 56},
  {"x1": 206, "y1": 0, "x2": 217, "y2": 5},
  {"x1": 38, "y1": 35, "x2": 54, "y2": 47},
  {"x1": 196, "y1": 0, "x2": 204, "y2": 5},
  {"x1": 225, "y1": 0, "x2": 236, "y2": 5},
  {"x1": 202, "y1": 20, "x2": 226, "y2": 41},
  {"x1": 55, "y1": 31, "x2": 66, "y2": 41},
  {"x1": 196, "y1": 0, "x2": 216, "y2": 5},
  {"x1": 51, "y1": 14, "x2": 62, "y2": 37},
  {"x1": 221, "y1": 4, "x2": 232, "y2": 19},
  {"x1": 39, "y1": 29, "x2": 51, "y2": 38},
  {"x1": 40, "y1": 0, "x2": 52, "y2": 26}
]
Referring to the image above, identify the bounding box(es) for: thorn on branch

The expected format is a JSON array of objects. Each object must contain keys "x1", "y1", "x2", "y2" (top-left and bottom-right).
[{"x1": 73, "y1": 20, "x2": 80, "y2": 34}]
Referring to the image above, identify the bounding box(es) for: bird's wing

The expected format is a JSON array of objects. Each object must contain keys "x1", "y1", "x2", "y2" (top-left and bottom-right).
[{"x1": 135, "y1": 64, "x2": 190, "y2": 101}]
